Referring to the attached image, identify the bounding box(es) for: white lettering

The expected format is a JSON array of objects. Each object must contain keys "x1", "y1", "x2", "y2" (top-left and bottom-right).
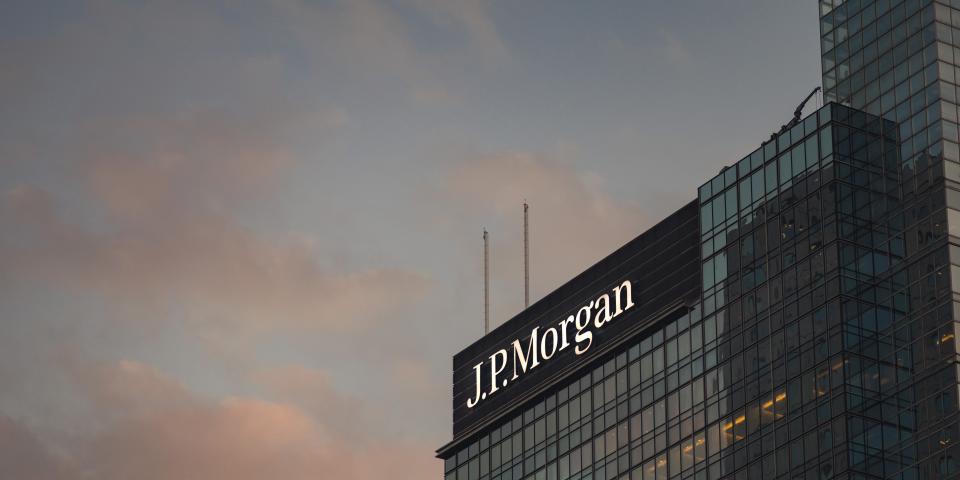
[
  {"x1": 488, "y1": 349, "x2": 508, "y2": 395},
  {"x1": 466, "y1": 362, "x2": 484, "y2": 408},
  {"x1": 574, "y1": 302, "x2": 594, "y2": 355},
  {"x1": 511, "y1": 327, "x2": 540, "y2": 380},
  {"x1": 466, "y1": 279, "x2": 636, "y2": 408},
  {"x1": 540, "y1": 327, "x2": 559, "y2": 360},
  {"x1": 593, "y1": 293, "x2": 612, "y2": 328},
  {"x1": 613, "y1": 280, "x2": 635, "y2": 316},
  {"x1": 558, "y1": 315, "x2": 574, "y2": 351}
]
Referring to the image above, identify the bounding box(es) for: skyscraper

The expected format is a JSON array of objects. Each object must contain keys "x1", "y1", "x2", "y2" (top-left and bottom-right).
[
  {"x1": 438, "y1": 2, "x2": 960, "y2": 479},
  {"x1": 821, "y1": 1, "x2": 959, "y2": 478}
]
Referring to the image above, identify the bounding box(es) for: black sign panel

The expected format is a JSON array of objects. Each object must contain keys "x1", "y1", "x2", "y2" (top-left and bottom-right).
[{"x1": 443, "y1": 200, "x2": 702, "y2": 452}]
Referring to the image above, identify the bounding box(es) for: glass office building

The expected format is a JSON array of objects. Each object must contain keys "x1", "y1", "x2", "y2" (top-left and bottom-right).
[
  {"x1": 439, "y1": 2, "x2": 960, "y2": 479},
  {"x1": 822, "y1": 0, "x2": 960, "y2": 478}
]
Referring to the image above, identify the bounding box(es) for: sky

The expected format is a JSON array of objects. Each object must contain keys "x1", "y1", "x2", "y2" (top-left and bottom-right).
[{"x1": 0, "y1": 1, "x2": 822, "y2": 478}]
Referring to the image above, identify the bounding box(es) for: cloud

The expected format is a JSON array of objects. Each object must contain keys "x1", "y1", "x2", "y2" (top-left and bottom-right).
[
  {"x1": 278, "y1": 0, "x2": 507, "y2": 61},
  {"x1": 406, "y1": 0, "x2": 508, "y2": 60},
  {"x1": 657, "y1": 28, "x2": 694, "y2": 68},
  {"x1": 271, "y1": 0, "x2": 506, "y2": 99},
  {"x1": 274, "y1": 0, "x2": 420, "y2": 75},
  {"x1": 0, "y1": 106, "x2": 442, "y2": 478},
  {"x1": 252, "y1": 365, "x2": 367, "y2": 443},
  {"x1": 0, "y1": 416, "x2": 69, "y2": 480},
  {"x1": 414, "y1": 85, "x2": 456, "y2": 105},
  {"x1": 0, "y1": 2, "x2": 516, "y2": 477},
  {"x1": 440, "y1": 151, "x2": 651, "y2": 319},
  {"x1": 8, "y1": 359, "x2": 440, "y2": 480},
  {"x1": 0, "y1": 110, "x2": 429, "y2": 336}
]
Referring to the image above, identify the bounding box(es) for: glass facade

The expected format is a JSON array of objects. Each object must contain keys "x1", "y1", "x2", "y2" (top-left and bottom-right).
[
  {"x1": 441, "y1": 2, "x2": 960, "y2": 479},
  {"x1": 822, "y1": 0, "x2": 960, "y2": 478},
  {"x1": 820, "y1": 0, "x2": 940, "y2": 161},
  {"x1": 442, "y1": 103, "x2": 955, "y2": 480}
]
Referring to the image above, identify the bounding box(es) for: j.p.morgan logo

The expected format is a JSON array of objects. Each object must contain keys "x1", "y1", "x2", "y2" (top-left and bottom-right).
[{"x1": 466, "y1": 280, "x2": 635, "y2": 409}]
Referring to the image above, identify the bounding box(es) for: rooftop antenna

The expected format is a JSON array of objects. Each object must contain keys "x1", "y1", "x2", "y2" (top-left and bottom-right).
[
  {"x1": 765, "y1": 86, "x2": 822, "y2": 144},
  {"x1": 523, "y1": 202, "x2": 530, "y2": 308},
  {"x1": 483, "y1": 228, "x2": 490, "y2": 334}
]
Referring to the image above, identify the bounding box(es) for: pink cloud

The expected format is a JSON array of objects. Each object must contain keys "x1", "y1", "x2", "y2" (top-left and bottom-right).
[
  {"x1": 0, "y1": 111, "x2": 429, "y2": 335},
  {"x1": 0, "y1": 80, "x2": 442, "y2": 480},
  {"x1": 252, "y1": 365, "x2": 368, "y2": 443},
  {"x1": 4, "y1": 359, "x2": 442, "y2": 480},
  {"x1": 0, "y1": 416, "x2": 70, "y2": 480}
]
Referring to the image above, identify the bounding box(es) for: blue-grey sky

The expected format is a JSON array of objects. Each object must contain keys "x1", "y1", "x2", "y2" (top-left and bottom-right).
[{"x1": 0, "y1": 1, "x2": 820, "y2": 478}]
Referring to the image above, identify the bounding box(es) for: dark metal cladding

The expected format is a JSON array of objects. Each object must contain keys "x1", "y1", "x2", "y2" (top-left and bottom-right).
[{"x1": 441, "y1": 200, "x2": 701, "y2": 454}]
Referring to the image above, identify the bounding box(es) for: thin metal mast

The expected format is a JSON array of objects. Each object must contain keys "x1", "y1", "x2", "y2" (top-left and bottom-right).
[
  {"x1": 483, "y1": 229, "x2": 490, "y2": 334},
  {"x1": 523, "y1": 202, "x2": 529, "y2": 308}
]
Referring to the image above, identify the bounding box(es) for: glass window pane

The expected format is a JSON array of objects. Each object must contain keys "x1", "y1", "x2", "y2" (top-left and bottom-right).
[
  {"x1": 701, "y1": 204, "x2": 713, "y2": 232},
  {"x1": 739, "y1": 178, "x2": 751, "y2": 210},
  {"x1": 725, "y1": 188, "x2": 737, "y2": 219},
  {"x1": 764, "y1": 140, "x2": 776, "y2": 161},
  {"x1": 820, "y1": 127, "x2": 833, "y2": 158},
  {"x1": 779, "y1": 153, "x2": 792, "y2": 185},
  {"x1": 805, "y1": 136, "x2": 818, "y2": 169},
  {"x1": 712, "y1": 198, "x2": 724, "y2": 226},
  {"x1": 765, "y1": 162, "x2": 777, "y2": 194},
  {"x1": 792, "y1": 144, "x2": 805, "y2": 177},
  {"x1": 751, "y1": 170, "x2": 764, "y2": 203},
  {"x1": 703, "y1": 257, "x2": 715, "y2": 289}
]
